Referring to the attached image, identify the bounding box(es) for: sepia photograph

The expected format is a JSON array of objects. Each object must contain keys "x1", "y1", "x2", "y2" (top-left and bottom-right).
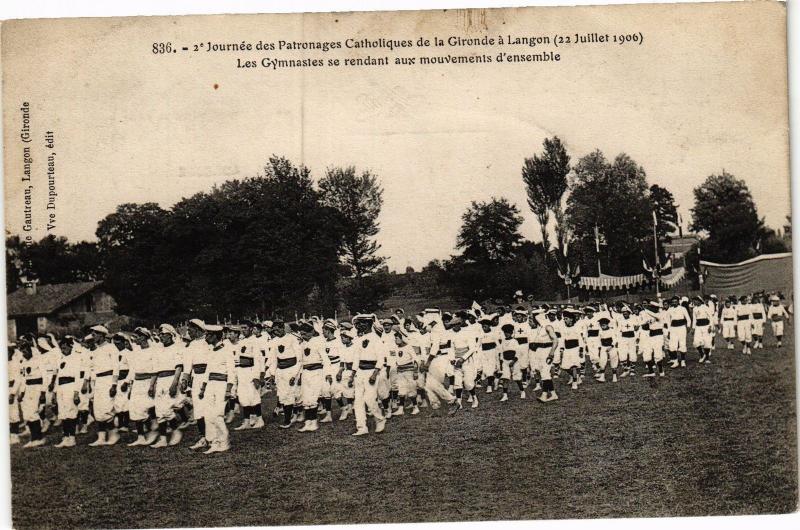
[{"x1": 1, "y1": 1, "x2": 797, "y2": 528}]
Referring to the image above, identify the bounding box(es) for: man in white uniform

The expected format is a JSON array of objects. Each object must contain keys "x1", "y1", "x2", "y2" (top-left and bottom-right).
[
  {"x1": 767, "y1": 295, "x2": 790, "y2": 347},
  {"x1": 691, "y1": 296, "x2": 715, "y2": 364},
  {"x1": 720, "y1": 298, "x2": 737, "y2": 350},
  {"x1": 666, "y1": 297, "x2": 692, "y2": 368},
  {"x1": 87, "y1": 325, "x2": 121, "y2": 447},
  {"x1": 268, "y1": 319, "x2": 303, "y2": 429},
  {"x1": 53, "y1": 336, "x2": 84, "y2": 448},
  {"x1": 349, "y1": 315, "x2": 387, "y2": 436},
  {"x1": 199, "y1": 325, "x2": 235, "y2": 454},
  {"x1": 736, "y1": 296, "x2": 753, "y2": 354}
]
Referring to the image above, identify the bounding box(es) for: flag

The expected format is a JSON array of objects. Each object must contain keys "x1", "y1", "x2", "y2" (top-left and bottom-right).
[{"x1": 594, "y1": 225, "x2": 600, "y2": 252}]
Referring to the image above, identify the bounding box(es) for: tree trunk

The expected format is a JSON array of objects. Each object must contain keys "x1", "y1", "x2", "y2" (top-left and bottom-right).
[{"x1": 537, "y1": 212, "x2": 550, "y2": 257}]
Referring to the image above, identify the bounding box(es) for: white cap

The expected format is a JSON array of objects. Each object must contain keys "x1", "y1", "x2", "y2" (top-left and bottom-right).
[
  {"x1": 158, "y1": 323, "x2": 178, "y2": 336},
  {"x1": 90, "y1": 325, "x2": 110, "y2": 335},
  {"x1": 188, "y1": 318, "x2": 206, "y2": 330}
]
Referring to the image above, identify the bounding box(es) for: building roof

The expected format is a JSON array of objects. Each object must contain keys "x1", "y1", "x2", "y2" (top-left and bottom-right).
[{"x1": 6, "y1": 281, "x2": 103, "y2": 317}]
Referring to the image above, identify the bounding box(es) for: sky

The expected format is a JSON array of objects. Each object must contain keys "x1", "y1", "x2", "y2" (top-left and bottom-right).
[{"x1": 3, "y1": 2, "x2": 790, "y2": 272}]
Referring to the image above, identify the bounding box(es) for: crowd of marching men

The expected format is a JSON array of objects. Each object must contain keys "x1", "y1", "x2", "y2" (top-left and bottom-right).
[{"x1": 7, "y1": 291, "x2": 792, "y2": 453}]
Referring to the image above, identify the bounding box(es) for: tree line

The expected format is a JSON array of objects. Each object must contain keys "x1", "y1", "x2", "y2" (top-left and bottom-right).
[
  {"x1": 6, "y1": 141, "x2": 791, "y2": 320},
  {"x1": 433, "y1": 138, "x2": 790, "y2": 303},
  {"x1": 6, "y1": 156, "x2": 387, "y2": 321}
]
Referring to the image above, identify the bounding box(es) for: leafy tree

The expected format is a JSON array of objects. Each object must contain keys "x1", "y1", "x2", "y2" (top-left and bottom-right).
[
  {"x1": 5, "y1": 235, "x2": 103, "y2": 292},
  {"x1": 339, "y1": 272, "x2": 394, "y2": 314},
  {"x1": 169, "y1": 156, "x2": 344, "y2": 320},
  {"x1": 319, "y1": 166, "x2": 385, "y2": 278},
  {"x1": 565, "y1": 150, "x2": 654, "y2": 275},
  {"x1": 757, "y1": 226, "x2": 790, "y2": 255},
  {"x1": 95, "y1": 158, "x2": 347, "y2": 322},
  {"x1": 456, "y1": 198, "x2": 523, "y2": 265},
  {"x1": 649, "y1": 184, "x2": 679, "y2": 243},
  {"x1": 522, "y1": 136, "x2": 570, "y2": 254},
  {"x1": 444, "y1": 200, "x2": 560, "y2": 301},
  {"x1": 96, "y1": 203, "x2": 174, "y2": 319},
  {"x1": 691, "y1": 171, "x2": 762, "y2": 262},
  {"x1": 444, "y1": 240, "x2": 557, "y2": 302},
  {"x1": 5, "y1": 235, "x2": 23, "y2": 292}
]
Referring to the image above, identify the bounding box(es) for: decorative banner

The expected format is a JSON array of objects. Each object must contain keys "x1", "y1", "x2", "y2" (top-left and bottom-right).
[
  {"x1": 578, "y1": 273, "x2": 647, "y2": 291},
  {"x1": 700, "y1": 253, "x2": 793, "y2": 295},
  {"x1": 578, "y1": 267, "x2": 687, "y2": 291},
  {"x1": 660, "y1": 266, "x2": 686, "y2": 288}
]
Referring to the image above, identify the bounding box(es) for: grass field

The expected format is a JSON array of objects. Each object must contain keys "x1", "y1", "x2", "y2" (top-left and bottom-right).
[{"x1": 10, "y1": 333, "x2": 798, "y2": 529}]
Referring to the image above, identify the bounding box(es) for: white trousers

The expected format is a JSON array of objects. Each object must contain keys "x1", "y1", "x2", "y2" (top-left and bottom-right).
[
  {"x1": 204, "y1": 380, "x2": 228, "y2": 445},
  {"x1": 353, "y1": 370, "x2": 383, "y2": 430}
]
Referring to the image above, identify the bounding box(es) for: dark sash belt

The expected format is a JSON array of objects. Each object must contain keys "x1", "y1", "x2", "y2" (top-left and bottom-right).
[
  {"x1": 134, "y1": 373, "x2": 152, "y2": 380},
  {"x1": 481, "y1": 342, "x2": 496, "y2": 351},
  {"x1": 439, "y1": 341, "x2": 451, "y2": 349},
  {"x1": 695, "y1": 318, "x2": 710, "y2": 326},
  {"x1": 193, "y1": 364, "x2": 207, "y2": 374},
  {"x1": 753, "y1": 313, "x2": 763, "y2": 319},
  {"x1": 342, "y1": 362, "x2": 353, "y2": 370},
  {"x1": 515, "y1": 337, "x2": 528, "y2": 345},
  {"x1": 670, "y1": 319, "x2": 687, "y2": 327},
  {"x1": 96, "y1": 370, "x2": 113, "y2": 378},
  {"x1": 277, "y1": 357, "x2": 297, "y2": 369},
  {"x1": 601, "y1": 338, "x2": 613, "y2": 347},
  {"x1": 58, "y1": 376, "x2": 75, "y2": 385},
  {"x1": 532, "y1": 342, "x2": 552, "y2": 350},
  {"x1": 649, "y1": 329, "x2": 663, "y2": 336},
  {"x1": 737, "y1": 315, "x2": 750, "y2": 321},
  {"x1": 771, "y1": 316, "x2": 784, "y2": 322},
  {"x1": 397, "y1": 363, "x2": 415, "y2": 372},
  {"x1": 237, "y1": 356, "x2": 255, "y2": 368},
  {"x1": 587, "y1": 329, "x2": 599, "y2": 337},
  {"x1": 157, "y1": 370, "x2": 175, "y2": 378},
  {"x1": 358, "y1": 360, "x2": 377, "y2": 370},
  {"x1": 118, "y1": 370, "x2": 129, "y2": 379},
  {"x1": 328, "y1": 356, "x2": 340, "y2": 363},
  {"x1": 621, "y1": 331, "x2": 635, "y2": 338},
  {"x1": 208, "y1": 372, "x2": 228, "y2": 382},
  {"x1": 564, "y1": 339, "x2": 579, "y2": 349},
  {"x1": 26, "y1": 378, "x2": 43, "y2": 385},
  {"x1": 502, "y1": 350, "x2": 516, "y2": 361},
  {"x1": 303, "y1": 363, "x2": 323, "y2": 371}
]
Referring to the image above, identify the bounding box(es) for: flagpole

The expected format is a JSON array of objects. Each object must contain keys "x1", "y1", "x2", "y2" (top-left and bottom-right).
[
  {"x1": 653, "y1": 212, "x2": 660, "y2": 298},
  {"x1": 594, "y1": 224, "x2": 602, "y2": 276},
  {"x1": 698, "y1": 244, "x2": 704, "y2": 296}
]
